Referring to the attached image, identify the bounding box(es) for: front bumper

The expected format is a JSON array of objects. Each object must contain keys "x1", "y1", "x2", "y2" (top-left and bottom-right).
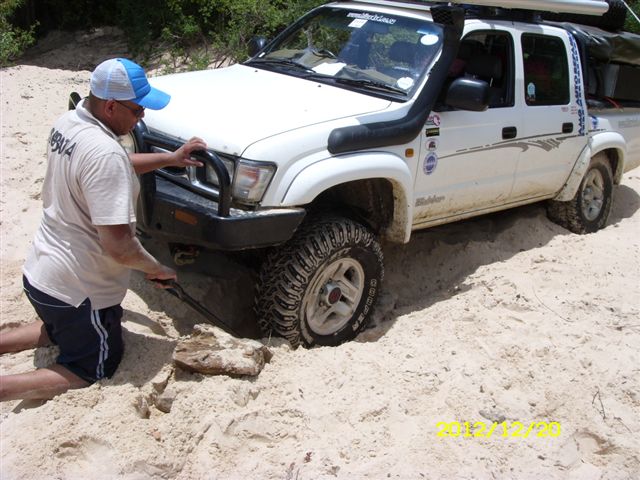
[{"x1": 136, "y1": 127, "x2": 305, "y2": 251}]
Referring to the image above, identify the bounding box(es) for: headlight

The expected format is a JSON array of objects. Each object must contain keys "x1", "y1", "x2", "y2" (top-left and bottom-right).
[
  {"x1": 119, "y1": 132, "x2": 137, "y2": 154},
  {"x1": 232, "y1": 160, "x2": 276, "y2": 204},
  {"x1": 205, "y1": 156, "x2": 236, "y2": 187}
]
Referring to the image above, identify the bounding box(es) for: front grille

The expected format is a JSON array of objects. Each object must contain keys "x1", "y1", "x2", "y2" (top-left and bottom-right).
[{"x1": 149, "y1": 144, "x2": 235, "y2": 201}]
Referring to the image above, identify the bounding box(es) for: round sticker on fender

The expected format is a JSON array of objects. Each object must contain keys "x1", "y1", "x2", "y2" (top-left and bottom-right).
[{"x1": 423, "y1": 153, "x2": 438, "y2": 175}]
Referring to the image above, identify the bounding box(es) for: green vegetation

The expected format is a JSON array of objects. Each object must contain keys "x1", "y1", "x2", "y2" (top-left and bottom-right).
[
  {"x1": 624, "y1": 0, "x2": 640, "y2": 33},
  {"x1": 1, "y1": 0, "x2": 36, "y2": 66}
]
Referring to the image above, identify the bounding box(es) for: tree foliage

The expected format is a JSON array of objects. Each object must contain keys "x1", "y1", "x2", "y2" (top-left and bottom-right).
[
  {"x1": 624, "y1": 0, "x2": 640, "y2": 33},
  {"x1": 0, "y1": 0, "x2": 36, "y2": 66}
]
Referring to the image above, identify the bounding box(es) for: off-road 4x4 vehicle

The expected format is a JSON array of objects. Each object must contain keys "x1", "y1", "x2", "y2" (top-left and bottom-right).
[{"x1": 100, "y1": 0, "x2": 640, "y2": 347}]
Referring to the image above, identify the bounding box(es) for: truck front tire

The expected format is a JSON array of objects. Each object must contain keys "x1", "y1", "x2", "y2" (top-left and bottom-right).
[
  {"x1": 255, "y1": 216, "x2": 383, "y2": 348},
  {"x1": 547, "y1": 153, "x2": 613, "y2": 234}
]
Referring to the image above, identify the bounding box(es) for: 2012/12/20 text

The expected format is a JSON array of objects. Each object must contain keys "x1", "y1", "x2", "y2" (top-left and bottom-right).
[{"x1": 436, "y1": 421, "x2": 561, "y2": 439}]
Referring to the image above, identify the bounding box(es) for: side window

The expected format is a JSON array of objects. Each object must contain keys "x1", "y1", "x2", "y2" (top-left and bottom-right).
[
  {"x1": 449, "y1": 30, "x2": 515, "y2": 109},
  {"x1": 522, "y1": 34, "x2": 570, "y2": 106}
]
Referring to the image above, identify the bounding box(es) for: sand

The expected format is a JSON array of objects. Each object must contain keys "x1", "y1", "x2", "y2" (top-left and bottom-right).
[{"x1": 1, "y1": 32, "x2": 639, "y2": 479}]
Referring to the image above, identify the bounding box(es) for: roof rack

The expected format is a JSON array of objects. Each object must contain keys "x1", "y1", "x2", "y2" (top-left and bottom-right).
[
  {"x1": 419, "y1": 0, "x2": 609, "y2": 15},
  {"x1": 338, "y1": 0, "x2": 609, "y2": 16},
  {"x1": 336, "y1": 0, "x2": 633, "y2": 33}
]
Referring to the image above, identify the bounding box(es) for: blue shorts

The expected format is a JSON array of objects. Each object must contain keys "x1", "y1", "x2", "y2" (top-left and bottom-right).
[{"x1": 22, "y1": 275, "x2": 124, "y2": 384}]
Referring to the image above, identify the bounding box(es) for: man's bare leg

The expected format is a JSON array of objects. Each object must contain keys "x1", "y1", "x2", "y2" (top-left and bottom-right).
[
  {"x1": 0, "y1": 365, "x2": 89, "y2": 401},
  {"x1": 0, "y1": 320, "x2": 51, "y2": 354}
]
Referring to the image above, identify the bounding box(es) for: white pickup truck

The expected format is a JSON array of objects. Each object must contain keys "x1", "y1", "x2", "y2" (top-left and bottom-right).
[{"x1": 117, "y1": 0, "x2": 640, "y2": 347}]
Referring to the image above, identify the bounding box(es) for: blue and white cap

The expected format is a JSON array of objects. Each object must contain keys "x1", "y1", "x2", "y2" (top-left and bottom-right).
[{"x1": 90, "y1": 58, "x2": 170, "y2": 110}]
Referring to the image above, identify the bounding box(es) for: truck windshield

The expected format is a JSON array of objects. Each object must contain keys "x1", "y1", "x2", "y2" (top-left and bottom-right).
[{"x1": 247, "y1": 6, "x2": 443, "y2": 98}]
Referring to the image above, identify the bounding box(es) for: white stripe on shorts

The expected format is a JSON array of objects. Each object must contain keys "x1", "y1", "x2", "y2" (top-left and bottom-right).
[{"x1": 90, "y1": 310, "x2": 109, "y2": 379}]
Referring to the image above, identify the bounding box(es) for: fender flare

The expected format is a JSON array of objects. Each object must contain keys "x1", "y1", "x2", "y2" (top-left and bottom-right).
[
  {"x1": 282, "y1": 153, "x2": 414, "y2": 243},
  {"x1": 555, "y1": 132, "x2": 626, "y2": 201}
]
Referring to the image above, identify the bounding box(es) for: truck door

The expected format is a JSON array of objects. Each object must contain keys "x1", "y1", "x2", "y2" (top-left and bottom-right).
[
  {"x1": 510, "y1": 28, "x2": 589, "y2": 201},
  {"x1": 413, "y1": 28, "x2": 521, "y2": 227}
]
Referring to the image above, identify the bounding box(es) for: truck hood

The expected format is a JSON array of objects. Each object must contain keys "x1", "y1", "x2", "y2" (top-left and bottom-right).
[{"x1": 144, "y1": 64, "x2": 392, "y2": 156}]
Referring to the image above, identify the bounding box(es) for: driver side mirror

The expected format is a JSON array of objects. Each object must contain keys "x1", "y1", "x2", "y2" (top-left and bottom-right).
[
  {"x1": 445, "y1": 77, "x2": 490, "y2": 112},
  {"x1": 248, "y1": 36, "x2": 268, "y2": 57}
]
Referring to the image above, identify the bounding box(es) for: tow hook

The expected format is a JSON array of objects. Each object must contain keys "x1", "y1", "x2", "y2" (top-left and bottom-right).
[{"x1": 171, "y1": 244, "x2": 201, "y2": 265}]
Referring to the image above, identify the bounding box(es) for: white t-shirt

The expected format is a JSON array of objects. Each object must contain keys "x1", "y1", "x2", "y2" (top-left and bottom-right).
[{"x1": 23, "y1": 99, "x2": 140, "y2": 310}]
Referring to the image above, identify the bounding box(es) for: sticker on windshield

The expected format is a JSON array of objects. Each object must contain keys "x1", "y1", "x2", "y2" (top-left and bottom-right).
[
  {"x1": 349, "y1": 18, "x2": 368, "y2": 29},
  {"x1": 420, "y1": 34, "x2": 439, "y2": 46},
  {"x1": 347, "y1": 12, "x2": 397, "y2": 25},
  {"x1": 313, "y1": 62, "x2": 346, "y2": 75},
  {"x1": 396, "y1": 77, "x2": 415, "y2": 90}
]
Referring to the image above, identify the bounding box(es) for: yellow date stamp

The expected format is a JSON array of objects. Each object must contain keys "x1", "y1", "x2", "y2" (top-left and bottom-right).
[{"x1": 436, "y1": 421, "x2": 561, "y2": 439}]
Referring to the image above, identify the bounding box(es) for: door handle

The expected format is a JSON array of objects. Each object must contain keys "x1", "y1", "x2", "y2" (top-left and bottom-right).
[
  {"x1": 562, "y1": 122, "x2": 574, "y2": 133},
  {"x1": 502, "y1": 126, "x2": 517, "y2": 139}
]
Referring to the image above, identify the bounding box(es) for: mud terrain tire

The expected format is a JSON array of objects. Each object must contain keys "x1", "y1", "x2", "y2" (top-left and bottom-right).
[
  {"x1": 255, "y1": 216, "x2": 383, "y2": 348},
  {"x1": 547, "y1": 153, "x2": 613, "y2": 234}
]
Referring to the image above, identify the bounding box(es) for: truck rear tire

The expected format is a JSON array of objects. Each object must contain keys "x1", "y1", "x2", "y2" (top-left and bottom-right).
[
  {"x1": 547, "y1": 153, "x2": 613, "y2": 234},
  {"x1": 255, "y1": 216, "x2": 383, "y2": 348}
]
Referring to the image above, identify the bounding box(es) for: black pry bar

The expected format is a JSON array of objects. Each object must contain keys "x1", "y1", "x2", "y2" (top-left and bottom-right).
[{"x1": 157, "y1": 279, "x2": 241, "y2": 337}]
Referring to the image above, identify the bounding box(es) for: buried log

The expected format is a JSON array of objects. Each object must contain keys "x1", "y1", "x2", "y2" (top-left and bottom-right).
[{"x1": 172, "y1": 325, "x2": 273, "y2": 376}]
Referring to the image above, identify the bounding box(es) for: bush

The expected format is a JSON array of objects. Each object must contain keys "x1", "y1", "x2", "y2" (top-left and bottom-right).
[
  {"x1": 624, "y1": 0, "x2": 640, "y2": 33},
  {"x1": 0, "y1": 0, "x2": 36, "y2": 66},
  {"x1": 4, "y1": 0, "x2": 323, "y2": 69},
  {"x1": 117, "y1": 0, "x2": 324, "y2": 70}
]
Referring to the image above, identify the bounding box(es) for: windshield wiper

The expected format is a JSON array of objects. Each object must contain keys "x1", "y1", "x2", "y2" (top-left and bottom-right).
[
  {"x1": 331, "y1": 77, "x2": 407, "y2": 95},
  {"x1": 246, "y1": 58, "x2": 315, "y2": 73}
]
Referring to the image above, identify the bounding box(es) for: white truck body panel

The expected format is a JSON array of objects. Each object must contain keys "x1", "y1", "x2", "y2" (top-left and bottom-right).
[{"x1": 145, "y1": 64, "x2": 391, "y2": 157}]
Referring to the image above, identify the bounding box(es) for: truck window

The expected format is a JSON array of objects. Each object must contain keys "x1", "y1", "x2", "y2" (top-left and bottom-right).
[
  {"x1": 449, "y1": 30, "x2": 515, "y2": 109},
  {"x1": 522, "y1": 33, "x2": 570, "y2": 106}
]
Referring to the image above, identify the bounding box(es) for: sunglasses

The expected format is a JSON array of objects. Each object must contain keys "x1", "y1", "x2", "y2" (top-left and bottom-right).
[{"x1": 114, "y1": 100, "x2": 145, "y2": 119}]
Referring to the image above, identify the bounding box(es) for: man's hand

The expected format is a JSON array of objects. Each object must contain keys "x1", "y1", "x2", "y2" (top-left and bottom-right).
[
  {"x1": 168, "y1": 136, "x2": 207, "y2": 168},
  {"x1": 146, "y1": 264, "x2": 178, "y2": 289},
  {"x1": 129, "y1": 136, "x2": 208, "y2": 174}
]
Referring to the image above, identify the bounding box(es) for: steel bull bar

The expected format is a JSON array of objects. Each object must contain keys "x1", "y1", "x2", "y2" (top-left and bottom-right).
[{"x1": 133, "y1": 122, "x2": 306, "y2": 251}]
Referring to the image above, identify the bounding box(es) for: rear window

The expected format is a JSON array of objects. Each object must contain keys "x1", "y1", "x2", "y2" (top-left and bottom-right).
[{"x1": 522, "y1": 34, "x2": 570, "y2": 106}]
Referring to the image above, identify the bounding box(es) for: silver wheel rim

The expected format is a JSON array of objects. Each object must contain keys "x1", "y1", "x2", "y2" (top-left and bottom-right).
[
  {"x1": 302, "y1": 258, "x2": 365, "y2": 336},
  {"x1": 581, "y1": 168, "x2": 605, "y2": 221}
]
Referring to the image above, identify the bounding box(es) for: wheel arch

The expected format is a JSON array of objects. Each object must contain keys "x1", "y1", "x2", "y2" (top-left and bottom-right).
[
  {"x1": 555, "y1": 132, "x2": 626, "y2": 201},
  {"x1": 281, "y1": 154, "x2": 414, "y2": 243}
]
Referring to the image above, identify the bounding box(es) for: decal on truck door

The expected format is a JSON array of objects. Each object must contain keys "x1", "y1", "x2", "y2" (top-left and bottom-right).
[{"x1": 568, "y1": 33, "x2": 586, "y2": 136}]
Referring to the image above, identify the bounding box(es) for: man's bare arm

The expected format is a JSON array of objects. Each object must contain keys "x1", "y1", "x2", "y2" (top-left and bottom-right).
[
  {"x1": 96, "y1": 224, "x2": 176, "y2": 281},
  {"x1": 129, "y1": 136, "x2": 206, "y2": 175}
]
